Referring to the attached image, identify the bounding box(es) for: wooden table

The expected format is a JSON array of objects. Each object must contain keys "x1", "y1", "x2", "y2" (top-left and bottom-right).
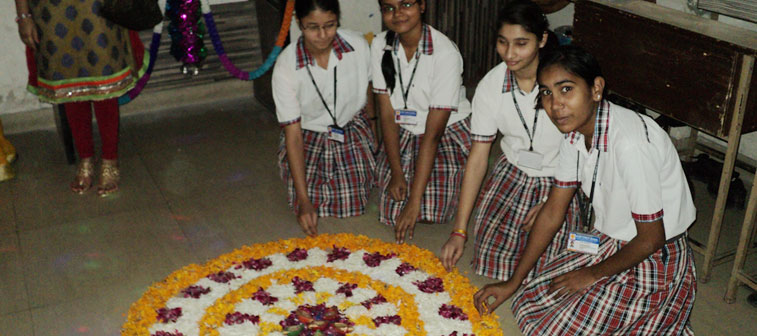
[{"x1": 573, "y1": 0, "x2": 757, "y2": 299}]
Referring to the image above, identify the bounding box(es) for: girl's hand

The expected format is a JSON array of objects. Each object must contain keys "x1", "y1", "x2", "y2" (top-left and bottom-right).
[
  {"x1": 522, "y1": 201, "x2": 546, "y2": 232},
  {"x1": 440, "y1": 234, "x2": 466, "y2": 272},
  {"x1": 388, "y1": 173, "x2": 408, "y2": 201},
  {"x1": 297, "y1": 201, "x2": 318, "y2": 237},
  {"x1": 395, "y1": 202, "x2": 419, "y2": 244},
  {"x1": 473, "y1": 280, "x2": 520, "y2": 315},
  {"x1": 548, "y1": 267, "x2": 599, "y2": 299},
  {"x1": 17, "y1": 18, "x2": 39, "y2": 51}
]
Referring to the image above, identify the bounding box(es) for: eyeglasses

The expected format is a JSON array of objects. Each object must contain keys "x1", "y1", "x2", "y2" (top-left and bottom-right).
[
  {"x1": 380, "y1": 0, "x2": 418, "y2": 14},
  {"x1": 301, "y1": 21, "x2": 338, "y2": 33}
]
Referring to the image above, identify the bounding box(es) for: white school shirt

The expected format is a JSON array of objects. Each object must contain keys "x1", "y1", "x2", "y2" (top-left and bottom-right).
[
  {"x1": 272, "y1": 29, "x2": 371, "y2": 132},
  {"x1": 470, "y1": 62, "x2": 564, "y2": 177},
  {"x1": 554, "y1": 101, "x2": 696, "y2": 241},
  {"x1": 371, "y1": 24, "x2": 471, "y2": 135}
]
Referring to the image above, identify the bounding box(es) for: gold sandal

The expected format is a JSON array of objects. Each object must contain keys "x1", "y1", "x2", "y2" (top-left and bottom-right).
[
  {"x1": 97, "y1": 159, "x2": 120, "y2": 197},
  {"x1": 71, "y1": 157, "x2": 94, "y2": 194}
]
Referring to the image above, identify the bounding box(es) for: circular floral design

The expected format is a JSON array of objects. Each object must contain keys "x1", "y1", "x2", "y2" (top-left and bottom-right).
[{"x1": 122, "y1": 234, "x2": 502, "y2": 336}]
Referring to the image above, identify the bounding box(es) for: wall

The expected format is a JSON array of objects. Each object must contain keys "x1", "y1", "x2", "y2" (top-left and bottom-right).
[{"x1": 0, "y1": 0, "x2": 246, "y2": 117}]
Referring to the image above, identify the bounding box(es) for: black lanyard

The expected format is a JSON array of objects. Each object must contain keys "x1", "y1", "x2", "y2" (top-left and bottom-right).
[
  {"x1": 396, "y1": 51, "x2": 420, "y2": 110},
  {"x1": 305, "y1": 65, "x2": 338, "y2": 126},
  {"x1": 510, "y1": 76, "x2": 538, "y2": 151},
  {"x1": 577, "y1": 149, "x2": 601, "y2": 233}
]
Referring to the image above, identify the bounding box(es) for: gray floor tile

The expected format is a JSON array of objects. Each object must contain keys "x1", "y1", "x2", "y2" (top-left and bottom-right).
[
  {"x1": 0, "y1": 310, "x2": 33, "y2": 336},
  {"x1": 0, "y1": 233, "x2": 29, "y2": 315}
]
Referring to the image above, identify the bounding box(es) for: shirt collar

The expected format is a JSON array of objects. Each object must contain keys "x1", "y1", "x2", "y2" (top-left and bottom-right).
[
  {"x1": 502, "y1": 69, "x2": 525, "y2": 95},
  {"x1": 566, "y1": 100, "x2": 611, "y2": 152},
  {"x1": 387, "y1": 24, "x2": 434, "y2": 56},
  {"x1": 295, "y1": 32, "x2": 355, "y2": 70}
]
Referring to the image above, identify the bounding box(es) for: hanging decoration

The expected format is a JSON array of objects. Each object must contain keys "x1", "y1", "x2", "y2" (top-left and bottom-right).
[{"x1": 167, "y1": 0, "x2": 208, "y2": 76}]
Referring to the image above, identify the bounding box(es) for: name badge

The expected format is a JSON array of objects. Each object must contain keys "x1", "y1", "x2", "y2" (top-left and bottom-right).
[
  {"x1": 567, "y1": 231, "x2": 600, "y2": 255},
  {"x1": 328, "y1": 125, "x2": 345, "y2": 143},
  {"x1": 395, "y1": 109, "x2": 418, "y2": 125},
  {"x1": 517, "y1": 149, "x2": 544, "y2": 170}
]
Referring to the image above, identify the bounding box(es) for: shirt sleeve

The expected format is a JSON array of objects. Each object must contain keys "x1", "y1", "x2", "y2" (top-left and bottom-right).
[
  {"x1": 554, "y1": 139, "x2": 579, "y2": 188},
  {"x1": 271, "y1": 54, "x2": 302, "y2": 126},
  {"x1": 428, "y1": 48, "x2": 462, "y2": 112},
  {"x1": 615, "y1": 141, "x2": 664, "y2": 222},
  {"x1": 470, "y1": 80, "x2": 497, "y2": 143},
  {"x1": 371, "y1": 35, "x2": 389, "y2": 95}
]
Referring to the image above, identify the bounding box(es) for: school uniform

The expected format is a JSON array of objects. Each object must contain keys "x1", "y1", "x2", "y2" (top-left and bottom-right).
[
  {"x1": 469, "y1": 63, "x2": 581, "y2": 281},
  {"x1": 371, "y1": 24, "x2": 472, "y2": 226},
  {"x1": 272, "y1": 29, "x2": 376, "y2": 218},
  {"x1": 512, "y1": 101, "x2": 697, "y2": 335}
]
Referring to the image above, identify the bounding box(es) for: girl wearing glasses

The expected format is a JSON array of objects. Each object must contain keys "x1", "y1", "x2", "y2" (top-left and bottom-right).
[
  {"x1": 474, "y1": 45, "x2": 696, "y2": 335},
  {"x1": 439, "y1": 0, "x2": 580, "y2": 282},
  {"x1": 373, "y1": 0, "x2": 472, "y2": 243},
  {"x1": 273, "y1": 0, "x2": 377, "y2": 236}
]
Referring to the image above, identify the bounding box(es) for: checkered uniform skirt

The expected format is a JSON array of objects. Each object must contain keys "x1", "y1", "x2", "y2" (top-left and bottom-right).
[
  {"x1": 472, "y1": 155, "x2": 581, "y2": 281},
  {"x1": 377, "y1": 118, "x2": 471, "y2": 226},
  {"x1": 278, "y1": 113, "x2": 377, "y2": 218},
  {"x1": 513, "y1": 232, "x2": 696, "y2": 335}
]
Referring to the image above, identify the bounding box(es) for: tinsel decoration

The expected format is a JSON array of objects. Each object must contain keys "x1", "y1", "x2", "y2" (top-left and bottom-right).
[{"x1": 166, "y1": 0, "x2": 207, "y2": 75}]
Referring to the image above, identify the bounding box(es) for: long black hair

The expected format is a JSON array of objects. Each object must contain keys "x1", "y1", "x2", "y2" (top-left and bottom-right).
[
  {"x1": 496, "y1": 0, "x2": 557, "y2": 59},
  {"x1": 295, "y1": 0, "x2": 340, "y2": 21},
  {"x1": 378, "y1": 0, "x2": 426, "y2": 93}
]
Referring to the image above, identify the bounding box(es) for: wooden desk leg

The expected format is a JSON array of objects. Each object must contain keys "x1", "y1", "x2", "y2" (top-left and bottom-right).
[
  {"x1": 700, "y1": 55, "x2": 754, "y2": 283},
  {"x1": 724, "y1": 55, "x2": 755, "y2": 301}
]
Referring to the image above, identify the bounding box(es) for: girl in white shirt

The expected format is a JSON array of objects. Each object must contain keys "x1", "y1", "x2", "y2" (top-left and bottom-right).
[
  {"x1": 474, "y1": 45, "x2": 697, "y2": 335},
  {"x1": 439, "y1": 0, "x2": 580, "y2": 282},
  {"x1": 372, "y1": 0, "x2": 472, "y2": 243},
  {"x1": 272, "y1": 0, "x2": 377, "y2": 236}
]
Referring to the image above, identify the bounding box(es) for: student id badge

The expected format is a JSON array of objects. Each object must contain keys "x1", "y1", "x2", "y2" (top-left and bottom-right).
[
  {"x1": 328, "y1": 125, "x2": 345, "y2": 143},
  {"x1": 567, "y1": 231, "x2": 600, "y2": 255},
  {"x1": 395, "y1": 109, "x2": 418, "y2": 125},
  {"x1": 517, "y1": 149, "x2": 544, "y2": 170}
]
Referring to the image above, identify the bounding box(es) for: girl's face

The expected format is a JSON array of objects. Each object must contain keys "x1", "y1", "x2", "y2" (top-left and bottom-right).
[
  {"x1": 496, "y1": 23, "x2": 546, "y2": 74},
  {"x1": 538, "y1": 64, "x2": 604, "y2": 136},
  {"x1": 299, "y1": 9, "x2": 338, "y2": 54},
  {"x1": 379, "y1": 0, "x2": 424, "y2": 35}
]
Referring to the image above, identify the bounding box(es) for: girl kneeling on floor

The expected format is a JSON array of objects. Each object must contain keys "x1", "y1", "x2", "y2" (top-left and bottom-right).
[
  {"x1": 474, "y1": 45, "x2": 697, "y2": 335},
  {"x1": 273, "y1": 0, "x2": 377, "y2": 236},
  {"x1": 439, "y1": 0, "x2": 581, "y2": 282},
  {"x1": 373, "y1": 0, "x2": 472, "y2": 243}
]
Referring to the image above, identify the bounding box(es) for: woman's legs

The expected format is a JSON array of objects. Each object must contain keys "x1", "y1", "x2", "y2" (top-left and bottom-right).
[
  {"x1": 65, "y1": 101, "x2": 95, "y2": 193},
  {"x1": 92, "y1": 99, "x2": 120, "y2": 196}
]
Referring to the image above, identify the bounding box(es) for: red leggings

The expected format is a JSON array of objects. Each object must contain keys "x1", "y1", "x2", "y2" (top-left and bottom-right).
[{"x1": 64, "y1": 99, "x2": 120, "y2": 160}]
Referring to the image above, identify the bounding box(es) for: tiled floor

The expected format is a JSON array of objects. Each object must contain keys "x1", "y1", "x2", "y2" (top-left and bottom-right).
[{"x1": 1, "y1": 96, "x2": 756, "y2": 335}]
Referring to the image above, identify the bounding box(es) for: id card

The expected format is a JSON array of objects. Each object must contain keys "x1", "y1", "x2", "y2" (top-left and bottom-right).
[
  {"x1": 328, "y1": 125, "x2": 345, "y2": 143},
  {"x1": 567, "y1": 231, "x2": 600, "y2": 255},
  {"x1": 517, "y1": 149, "x2": 544, "y2": 170},
  {"x1": 395, "y1": 109, "x2": 418, "y2": 125}
]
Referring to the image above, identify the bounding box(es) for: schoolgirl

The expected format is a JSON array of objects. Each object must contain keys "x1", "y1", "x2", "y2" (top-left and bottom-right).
[
  {"x1": 373, "y1": 0, "x2": 472, "y2": 243},
  {"x1": 474, "y1": 45, "x2": 697, "y2": 335},
  {"x1": 272, "y1": 0, "x2": 377, "y2": 236},
  {"x1": 439, "y1": 0, "x2": 580, "y2": 281}
]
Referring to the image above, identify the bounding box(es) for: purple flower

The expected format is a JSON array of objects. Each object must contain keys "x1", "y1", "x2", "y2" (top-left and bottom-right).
[
  {"x1": 336, "y1": 283, "x2": 358, "y2": 297},
  {"x1": 287, "y1": 248, "x2": 309, "y2": 262},
  {"x1": 373, "y1": 315, "x2": 401, "y2": 327},
  {"x1": 362, "y1": 251, "x2": 396, "y2": 267},
  {"x1": 207, "y1": 271, "x2": 239, "y2": 283},
  {"x1": 224, "y1": 312, "x2": 260, "y2": 325},
  {"x1": 238, "y1": 257, "x2": 273, "y2": 271},
  {"x1": 395, "y1": 262, "x2": 417, "y2": 276},
  {"x1": 152, "y1": 331, "x2": 184, "y2": 336},
  {"x1": 180, "y1": 285, "x2": 211, "y2": 299},
  {"x1": 438, "y1": 304, "x2": 468, "y2": 321},
  {"x1": 361, "y1": 295, "x2": 388, "y2": 309},
  {"x1": 327, "y1": 246, "x2": 351, "y2": 262},
  {"x1": 414, "y1": 277, "x2": 445, "y2": 293},
  {"x1": 156, "y1": 307, "x2": 182, "y2": 323},
  {"x1": 252, "y1": 288, "x2": 279, "y2": 305},
  {"x1": 292, "y1": 276, "x2": 315, "y2": 294}
]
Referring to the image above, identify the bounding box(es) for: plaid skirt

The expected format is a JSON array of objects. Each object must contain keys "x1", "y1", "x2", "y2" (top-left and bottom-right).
[
  {"x1": 513, "y1": 232, "x2": 696, "y2": 335},
  {"x1": 472, "y1": 155, "x2": 581, "y2": 281},
  {"x1": 278, "y1": 114, "x2": 377, "y2": 218},
  {"x1": 377, "y1": 118, "x2": 471, "y2": 226}
]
